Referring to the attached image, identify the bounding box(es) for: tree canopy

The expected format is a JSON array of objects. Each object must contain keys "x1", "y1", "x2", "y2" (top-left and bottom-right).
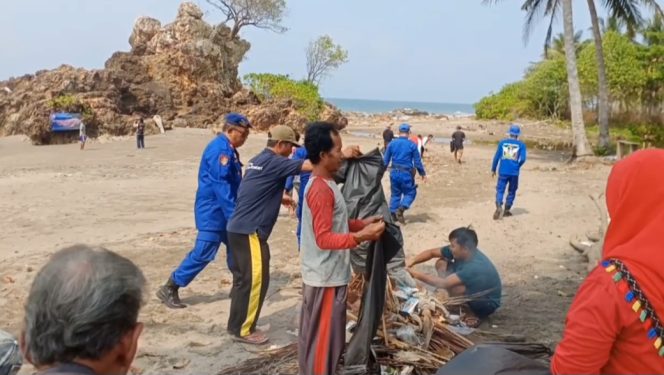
[
  {"x1": 205, "y1": 0, "x2": 287, "y2": 38},
  {"x1": 305, "y1": 35, "x2": 349, "y2": 86}
]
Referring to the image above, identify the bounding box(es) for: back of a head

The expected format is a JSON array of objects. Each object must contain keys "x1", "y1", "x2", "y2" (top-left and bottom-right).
[
  {"x1": 23, "y1": 245, "x2": 146, "y2": 367},
  {"x1": 449, "y1": 227, "x2": 478, "y2": 250},
  {"x1": 305, "y1": 122, "x2": 338, "y2": 165}
]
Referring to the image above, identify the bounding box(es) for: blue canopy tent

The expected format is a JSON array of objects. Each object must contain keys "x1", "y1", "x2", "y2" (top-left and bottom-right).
[{"x1": 50, "y1": 112, "x2": 82, "y2": 132}]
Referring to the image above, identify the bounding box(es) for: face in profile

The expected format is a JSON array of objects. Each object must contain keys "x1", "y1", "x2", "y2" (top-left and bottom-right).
[{"x1": 321, "y1": 132, "x2": 343, "y2": 173}]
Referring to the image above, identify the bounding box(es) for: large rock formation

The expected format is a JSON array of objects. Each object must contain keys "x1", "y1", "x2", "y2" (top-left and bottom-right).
[{"x1": 0, "y1": 2, "x2": 346, "y2": 144}]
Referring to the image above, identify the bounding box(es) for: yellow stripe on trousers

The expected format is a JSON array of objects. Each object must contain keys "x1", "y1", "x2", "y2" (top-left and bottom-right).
[{"x1": 241, "y1": 233, "x2": 262, "y2": 337}]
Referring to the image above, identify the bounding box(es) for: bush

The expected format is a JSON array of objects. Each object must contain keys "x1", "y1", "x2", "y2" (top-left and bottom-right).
[
  {"x1": 474, "y1": 82, "x2": 530, "y2": 120},
  {"x1": 244, "y1": 73, "x2": 324, "y2": 120},
  {"x1": 47, "y1": 94, "x2": 95, "y2": 124}
]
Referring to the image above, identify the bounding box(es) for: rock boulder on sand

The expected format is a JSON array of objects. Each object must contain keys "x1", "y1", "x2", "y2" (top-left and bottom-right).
[{"x1": 0, "y1": 2, "x2": 346, "y2": 144}]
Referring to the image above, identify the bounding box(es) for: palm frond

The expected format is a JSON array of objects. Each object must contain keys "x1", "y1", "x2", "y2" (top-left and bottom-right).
[{"x1": 602, "y1": 0, "x2": 643, "y2": 26}]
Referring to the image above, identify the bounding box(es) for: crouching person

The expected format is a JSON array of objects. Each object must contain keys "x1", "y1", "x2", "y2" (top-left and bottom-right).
[
  {"x1": 20, "y1": 245, "x2": 146, "y2": 375},
  {"x1": 298, "y1": 122, "x2": 385, "y2": 375},
  {"x1": 407, "y1": 227, "x2": 501, "y2": 327}
]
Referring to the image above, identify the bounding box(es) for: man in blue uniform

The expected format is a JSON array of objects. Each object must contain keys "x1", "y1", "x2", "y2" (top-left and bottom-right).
[
  {"x1": 157, "y1": 113, "x2": 251, "y2": 309},
  {"x1": 491, "y1": 124, "x2": 527, "y2": 220},
  {"x1": 284, "y1": 145, "x2": 309, "y2": 247},
  {"x1": 383, "y1": 123, "x2": 427, "y2": 224}
]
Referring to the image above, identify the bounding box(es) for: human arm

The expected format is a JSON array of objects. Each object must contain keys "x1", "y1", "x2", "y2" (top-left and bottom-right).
[
  {"x1": 285, "y1": 176, "x2": 294, "y2": 194},
  {"x1": 408, "y1": 269, "x2": 463, "y2": 290},
  {"x1": 211, "y1": 151, "x2": 238, "y2": 220},
  {"x1": 349, "y1": 215, "x2": 382, "y2": 232},
  {"x1": 519, "y1": 142, "x2": 527, "y2": 167},
  {"x1": 383, "y1": 143, "x2": 392, "y2": 166},
  {"x1": 307, "y1": 180, "x2": 384, "y2": 249},
  {"x1": 412, "y1": 144, "x2": 426, "y2": 177},
  {"x1": 491, "y1": 141, "x2": 502, "y2": 174},
  {"x1": 551, "y1": 270, "x2": 620, "y2": 375},
  {"x1": 407, "y1": 248, "x2": 443, "y2": 268}
]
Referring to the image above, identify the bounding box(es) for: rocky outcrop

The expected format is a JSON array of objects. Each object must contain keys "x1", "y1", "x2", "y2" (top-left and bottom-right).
[{"x1": 0, "y1": 2, "x2": 346, "y2": 144}]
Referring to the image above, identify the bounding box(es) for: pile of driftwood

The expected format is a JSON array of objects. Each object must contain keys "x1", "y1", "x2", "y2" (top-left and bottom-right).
[
  {"x1": 346, "y1": 275, "x2": 474, "y2": 374},
  {"x1": 220, "y1": 275, "x2": 474, "y2": 375}
]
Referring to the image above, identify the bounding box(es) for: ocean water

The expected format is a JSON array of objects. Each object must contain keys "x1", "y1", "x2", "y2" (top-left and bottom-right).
[{"x1": 326, "y1": 97, "x2": 475, "y2": 116}]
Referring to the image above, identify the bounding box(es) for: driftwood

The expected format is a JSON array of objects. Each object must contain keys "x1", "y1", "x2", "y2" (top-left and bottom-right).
[
  {"x1": 569, "y1": 193, "x2": 608, "y2": 272},
  {"x1": 219, "y1": 275, "x2": 474, "y2": 375}
]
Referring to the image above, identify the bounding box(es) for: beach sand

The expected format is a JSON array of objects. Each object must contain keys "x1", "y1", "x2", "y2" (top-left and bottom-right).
[{"x1": 0, "y1": 119, "x2": 610, "y2": 374}]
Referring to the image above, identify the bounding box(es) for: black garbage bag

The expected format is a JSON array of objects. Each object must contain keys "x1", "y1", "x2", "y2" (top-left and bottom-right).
[
  {"x1": 435, "y1": 345, "x2": 551, "y2": 375},
  {"x1": 334, "y1": 149, "x2": 402, "y2": 371},
  {"x1": 0, "y1": 330, "x2": 21, "y2": 375},
  {"x1": 335, "y1": 149, "x2": 416, "y2": 288}
]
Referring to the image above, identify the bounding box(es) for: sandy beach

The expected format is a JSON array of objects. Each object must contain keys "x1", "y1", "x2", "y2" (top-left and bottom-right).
[{"x1": 0, "y1": 118, "x2": 611, "y2": 374}]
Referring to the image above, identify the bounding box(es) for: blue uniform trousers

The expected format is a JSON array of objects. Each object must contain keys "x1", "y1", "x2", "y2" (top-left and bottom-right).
[
  {"x1": 172, "y1": 230, "x2": 235, "y2": 287},
  {"x1": 496, "y1": 175, "x2": 519, "y2": 207},
  {"x1": 389, "y1": 169, "x2": 417, "y2": 213}
]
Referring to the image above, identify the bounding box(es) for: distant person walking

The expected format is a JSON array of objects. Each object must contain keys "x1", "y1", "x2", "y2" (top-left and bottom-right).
[
  {"x1": 134, "y1": 118, "x2": 145, "y2": 149},
  {"x1": 382, "y1": 124, "x2": 394, "y2": 151},
  {"x1": 491, "y1": 124, "x2": 527, "y2": 220},
  {"x1": 79, "y1": 121, "x2": 87, "y2": 151},
  {"x1": 421, "y1": 134, "x2": 434, "y2": 157},
  {"x1": 451, "y1": 126, "x2": 465, "y2": 164},
  {"x1": 383, "y1": 123, "x2": 427, "y2": 224}
]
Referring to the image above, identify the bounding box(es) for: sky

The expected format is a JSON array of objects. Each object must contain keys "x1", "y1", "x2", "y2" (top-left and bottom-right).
[{"x1": 0, "y1": 0, "x2": 611, "y2": 104}]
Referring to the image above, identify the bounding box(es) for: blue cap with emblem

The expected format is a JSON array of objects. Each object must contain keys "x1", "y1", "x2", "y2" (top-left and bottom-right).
[
  {"x1": 225, "y1": 113, "x2": 252, "y2": 128},
  {"x1": 399, "y1": 123, "x2": 411, "y2": 133}
]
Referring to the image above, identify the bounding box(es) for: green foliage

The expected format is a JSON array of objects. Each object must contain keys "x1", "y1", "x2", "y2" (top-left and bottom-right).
[
  {"x1": 475, "y1": 82, "x2": 530, "y2": 120},
  {"x1": 305, "y1": 35, "x2": 349, "y2": 86},
  {"x1": 578, "y1": 31, "x2": 647, "y2": 104},
  {"x1": 475, "y1": 57, "x2": 569, "y2": 120},
  {"x1": 244, "y1": 73, "x2": 324, "y2": 120},
  {"x1": 47, "y1": 94, "x2": 95, "y2": 123}
]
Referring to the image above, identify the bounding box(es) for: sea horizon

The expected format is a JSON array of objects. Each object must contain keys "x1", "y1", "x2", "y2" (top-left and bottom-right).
[{"x1": 326, "y1": 97, "x2": 475, "y2": 116}]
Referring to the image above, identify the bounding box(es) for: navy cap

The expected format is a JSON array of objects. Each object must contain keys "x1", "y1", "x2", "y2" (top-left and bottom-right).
[
  {"x1": 225, "y1": 113, "x2": 251, "y2": 128},
  {"x1": 399, "y1": 123, "x2": 411, "y2": 132}
]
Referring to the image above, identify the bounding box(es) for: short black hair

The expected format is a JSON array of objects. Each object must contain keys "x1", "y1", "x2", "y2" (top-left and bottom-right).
[
  {"x1": 305, "y1": 122, "x2": 339, "y2": 165},
  {"x1": 449, "y1": 226, "x2": 478, "y2": 250}
]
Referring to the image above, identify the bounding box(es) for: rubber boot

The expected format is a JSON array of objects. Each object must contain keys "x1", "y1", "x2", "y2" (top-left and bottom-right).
[
  {"x1": 503, "y1": 205, "x2": 513, "y2": 217},
  {"x1": 396, "y1": 207, "x2": 406, "y2": 225},
  {"x1": 492, "y1": 203, "x2": 502, "y2": 220},
  {"x1": 156, "y1": 277, "x2": 186, "y2": 309}
]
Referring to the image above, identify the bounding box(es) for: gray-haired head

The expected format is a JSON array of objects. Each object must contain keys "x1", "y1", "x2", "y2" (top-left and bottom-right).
[{"x1": 22, "y1": 245, "x2": 146, "y2": 367}]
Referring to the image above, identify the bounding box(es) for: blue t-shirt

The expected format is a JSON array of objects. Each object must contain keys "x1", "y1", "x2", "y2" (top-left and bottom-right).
[
  {"x1": 227, "y1": 148, "x2": 304, "y2": 239},
  {"x1": 491, "y1": 138, "x2": 527, "y2": 176},
  {"x1": 441, "y1": 246, "x2": 502, "y2": 316}
]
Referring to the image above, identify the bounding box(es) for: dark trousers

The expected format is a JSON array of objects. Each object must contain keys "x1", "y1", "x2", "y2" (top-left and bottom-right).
[
  {"x1": 298, "y1": 284, "x2": 347, "y2": 375},
  {"x1": 227, "y1": 232, "x2": 270, "y2": 337},
  {"x1": 496, "y1": 174, "x2": 519, "y2": 207},
  {"x1": 137, "y1": 134, "x2": 145, "y2": 149}
]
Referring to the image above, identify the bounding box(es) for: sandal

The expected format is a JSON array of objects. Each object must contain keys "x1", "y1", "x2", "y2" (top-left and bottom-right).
[{"x1": 232, "y1": 331, "x2": 269, "y2": 345}]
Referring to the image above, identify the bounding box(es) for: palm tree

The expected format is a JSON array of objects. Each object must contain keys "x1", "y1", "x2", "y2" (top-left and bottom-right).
[
  {"x1": 486, "y1": 0, "x2": 591, "y2": 156},
  {"x1": 487, "y1": 0, "x2": 662, "y2": 154},
  {"x1": 561, "y1": 0, "x2": 593, "y2": 157},
  {"x1": 548, "y1": 31, "x2": 585, "y2": 58}
]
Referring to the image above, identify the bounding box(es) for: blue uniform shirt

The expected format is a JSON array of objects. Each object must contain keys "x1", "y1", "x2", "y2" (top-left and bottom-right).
[
  {"x1": 285, "y1": 147, "x2": 310, "y2": 217},
  {"x1": 491, "y1": 138, "x2": 527, "y2": 176},
  {"x1": 194, "y1": 134, "x2": 242, "y2": 232},
  {"x1": 383, "y1": 137, "x2": 426, "y2": 176},
  {"x1": 227, "y1": 148, "x2": 304, "y2": 239}
]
